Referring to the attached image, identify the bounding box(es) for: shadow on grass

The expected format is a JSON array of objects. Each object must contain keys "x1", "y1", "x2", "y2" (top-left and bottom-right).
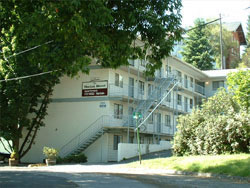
[{"x1": 173, "y1": 157, "x2": 250, "y2": 177}]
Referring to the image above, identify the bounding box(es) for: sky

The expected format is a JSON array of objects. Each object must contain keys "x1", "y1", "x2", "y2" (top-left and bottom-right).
[{"x1": 181, "y1": 0, "x2": 250, "y2": 33}]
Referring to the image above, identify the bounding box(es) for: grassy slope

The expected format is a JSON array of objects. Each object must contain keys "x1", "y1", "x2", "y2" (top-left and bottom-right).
[{"x1": 126, "y1": 154, "x2": 250, "y2": 177}]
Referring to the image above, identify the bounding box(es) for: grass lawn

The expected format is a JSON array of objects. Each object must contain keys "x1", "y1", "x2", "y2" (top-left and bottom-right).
[{"x1": 126, "y1": 153, "x2": 250, "y2": 177}]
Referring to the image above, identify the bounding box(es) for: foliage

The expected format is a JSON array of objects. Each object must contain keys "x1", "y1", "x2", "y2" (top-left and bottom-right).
[
  {"x1": 227, "y1": 70, "x2": 250, "y2": 111},
  {"x1": 57, "y1": 153, "x2": 87, "y2": 164},
  {"x1": 0, "y1": 0, "x2": 183, "y2": 160},
  {"x1": 10, "y1": 151, "x2": 19, "y2": 160},
  {"x1": 240, "y1": 48, "x2": 250, "y2": 68},
  {"x1": 181, "y1": 18, "x2": 214, "y2": 70},
  {"x1": 126, "y1": 154, "x2": 250, "y2": 177},
  {"x1": 205, "y1": 23, "x2": 240, "y2": 69},
  {"x1": 240, "y1": 15, "x2": 250, "y2": 68},
  {"x1": 173, "y1": 89, "x2": 250, "y2": 156},
  {"x1": 43, "y1": 147, "x2": 58, "y2": 160}
]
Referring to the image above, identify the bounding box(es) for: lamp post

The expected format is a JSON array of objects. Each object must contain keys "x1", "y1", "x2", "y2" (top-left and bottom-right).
[{"x1": 133, "y1": 112, "x2": 142, "y2": 164}]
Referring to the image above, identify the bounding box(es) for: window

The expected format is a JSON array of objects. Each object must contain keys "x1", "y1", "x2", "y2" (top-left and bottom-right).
[
  {"x1": 212, "y1": 80, "x2": 224, "y2": 90},
  {"x1": 139, "y1": 81, "x2": 144, "y2": 95},
  {"x1": 177, "y1": 94, "x2": 182, "y2": 105},
  {"x1": 165, "y1": 115, "x2": 171, "y2": 127},
  {"x1": 128, "y1": 59, "x2": 134, "y2": 66},
  {"x1": 115, "y1": 73, "x2": 123, "y2": 88},
  {"x1": 114, "y1": 104, "x2": 123, "y2": 119},
  {"x1": 190, "y1": 98, "x2": 193, "y2": 109},
  {"x1": 190, "y1": 77, "x2": 194, "y2": 88},
  {"x1": 166, "y1": 65, "x2": 172, "y2": 75},
  {"x1": 148, "y1": 112, "x2": 154, "y2": 124},
  {"x1": 141, "y1": 60, "x2": 146, "y2": 67},
  {"x1": 113, "y1": 135, "x2": 122, "y2": 150},
  {"x1": 166, "y1": 90, "x2": 171, "y2": 102},
  {"x1": 177, "y1": 71, "x2": 182, "y2": 82},
  {"x1": 184, "y1": 75, "x2": 188, "y2": 88},
  {"x1": 148, "y1": 84, "x2": 153, "y2": 96}
]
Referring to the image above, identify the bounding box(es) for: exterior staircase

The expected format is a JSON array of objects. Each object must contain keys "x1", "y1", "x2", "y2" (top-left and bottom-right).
[
  {"x1": 125, "y1": 72, "x2": 177, "y2": 127},
  {"x1": 60, "y1": 116, "x2": 109, "y2": 158}
]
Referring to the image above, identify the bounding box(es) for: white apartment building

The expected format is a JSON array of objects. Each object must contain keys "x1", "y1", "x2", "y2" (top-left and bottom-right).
[{"x1": 20, "y1": 56, "x2": 239, "y2": 163}]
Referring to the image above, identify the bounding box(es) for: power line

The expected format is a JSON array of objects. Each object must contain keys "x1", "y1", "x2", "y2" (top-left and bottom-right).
[
  {"x1": 185, "y1": 18, "x2": 221, "y2": 32},
  {"x1": 1, "y1": 40, "x2": 53, "y2": 60},
  {"x1": 0, "y1": 70, "x2": 59, "y2": 83}
]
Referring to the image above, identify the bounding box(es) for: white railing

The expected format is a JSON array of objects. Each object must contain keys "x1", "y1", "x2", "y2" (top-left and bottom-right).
[
  {"x1": 60, "y1": 113, "x2": 178, "y2": 157},
  {"x1": 108, "y1": 83, "x2": 145, "y2": 100},
  {"x1": 60, "y1": 115, "x2": 134, "y2": 157}
]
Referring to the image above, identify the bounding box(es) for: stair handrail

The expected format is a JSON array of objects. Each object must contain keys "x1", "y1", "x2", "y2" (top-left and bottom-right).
[
  {"x1": 134, "y1": 75, "x2": 176, "y2": 114},
  {"x1": 60, "y1": 115, "x2": 108, "y2": 157}
]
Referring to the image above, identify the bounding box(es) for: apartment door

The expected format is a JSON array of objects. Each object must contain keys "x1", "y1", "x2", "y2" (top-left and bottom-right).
[
  {"x1": 128, "y1": 77, "x2": 134, "y2": 97},
  {"x1": 156, "y1": 113, "x2": 161, "y2": 133},
  {"x1": 128, "y1": 107, "x2": 135, "y2": 127},
  {"x1": 184, "y1": 97, "x2": 188, "y2": 112}
]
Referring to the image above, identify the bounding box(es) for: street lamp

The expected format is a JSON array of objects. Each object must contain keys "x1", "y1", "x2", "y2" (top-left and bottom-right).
[{"x1": 133, "y1": 112, "x2": 142, "y2": 164}]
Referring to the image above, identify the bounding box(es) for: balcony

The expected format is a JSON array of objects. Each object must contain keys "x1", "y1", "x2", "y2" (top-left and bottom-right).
[
  {"x1": 102, "y1": 114, "x2": 175, "y2": 136},
  {"x1": 195, "y1": 84, "x2": 205, "y2": 95},
  {"x1": 108, "y1": 83, "x2": 146, "y2": 100}
]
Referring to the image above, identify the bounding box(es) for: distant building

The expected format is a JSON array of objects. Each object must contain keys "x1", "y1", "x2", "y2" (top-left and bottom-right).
[{"x1": 224, "y1": 22, "x2": 247, "y2": 69}]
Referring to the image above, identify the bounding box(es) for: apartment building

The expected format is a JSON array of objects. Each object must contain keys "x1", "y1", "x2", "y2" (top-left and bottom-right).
[{"x1": 20, "y1": 56, "x2": 238, "y2": 163}]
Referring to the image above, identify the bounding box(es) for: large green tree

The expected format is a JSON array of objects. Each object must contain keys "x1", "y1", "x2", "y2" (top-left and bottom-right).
[
  {"x1": 0, "y1": 0, "x2": 182, "y2": 161},
  {"x1": 181, "y1": 18, "x2": 214, "y2": 70},
  {"x1": 227, "y1": 69, "x2": 250, "y2": 111}
]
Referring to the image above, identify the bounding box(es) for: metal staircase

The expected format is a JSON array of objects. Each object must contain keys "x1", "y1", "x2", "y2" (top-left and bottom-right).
[
  {"x1": 60, "y1": 115, "x2": 110, "y2": 158},
  {"x1": 125, "y1": 72, "x2": 177, "y2": 128}
]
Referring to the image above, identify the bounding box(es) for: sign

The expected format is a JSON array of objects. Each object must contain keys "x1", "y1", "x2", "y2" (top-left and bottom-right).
[
  {"x1": 82, "y1": 81, "x2": 108, "y2": 97},
  {"x1": 99, "y1": 102, "x2": 106, "y2": 108},
  {"x1": 133, "y1": 112, "x2": 142, "y2": 119}
]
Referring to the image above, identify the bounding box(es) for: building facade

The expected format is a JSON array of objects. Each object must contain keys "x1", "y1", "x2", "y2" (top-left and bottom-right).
[{"x1": 20, "y1": 56, "x2": 239, "y2": 163}]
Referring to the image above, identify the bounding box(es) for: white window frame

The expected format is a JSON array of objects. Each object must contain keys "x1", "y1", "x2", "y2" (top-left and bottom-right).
[
  {"x1": 115, "y1": 73, "x2": 123, "y2": 88},
  {"x1": 114, "y1": 103, "x2": 123, "y2": 119}
]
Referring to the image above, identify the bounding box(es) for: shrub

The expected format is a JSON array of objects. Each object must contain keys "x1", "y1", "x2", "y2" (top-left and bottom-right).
[
  {"x1": 57, "y1": 153, "x2": 87, "y2": 164},
  {"x1": 43, "y1": 147, "x2": 58, "y2": 160},
  {"x1": 173, "y1": 89, "x2": 250, "y2": 156}
]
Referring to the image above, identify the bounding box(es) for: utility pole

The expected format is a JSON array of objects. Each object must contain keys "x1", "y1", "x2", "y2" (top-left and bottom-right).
[{"x1": 219, "y1": 13, "x2": 223, "y2": 69}]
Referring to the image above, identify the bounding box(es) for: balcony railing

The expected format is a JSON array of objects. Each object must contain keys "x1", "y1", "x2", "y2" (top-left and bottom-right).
[{"x1": 195, "y1": 84, "x2": 205, "y2": 95}]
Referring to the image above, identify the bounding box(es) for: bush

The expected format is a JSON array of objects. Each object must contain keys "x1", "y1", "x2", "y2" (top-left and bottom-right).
[
  {"x1": 173, "y1": 89, "x2": 250, "y2": 156},
  {"x1": 57, "y1": 153, "x2": 87, "y2": 164},
  {"x1": 43, "y1": 147, "x2": 58, "y2": 160}
]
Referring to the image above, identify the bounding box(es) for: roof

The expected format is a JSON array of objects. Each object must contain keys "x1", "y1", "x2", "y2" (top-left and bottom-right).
[
  {"x1": 224, "y1": 22, "x2": 241, "y2": 31},
  {"x1": 223, "y1": 22, "x2": 247, "y2": 45},
  {"x1": 202, "y1": 68, "x2": 250, "y2": 78},
  {"x1": 170, "y1": 56, "x2": 208, "y2": 79}
]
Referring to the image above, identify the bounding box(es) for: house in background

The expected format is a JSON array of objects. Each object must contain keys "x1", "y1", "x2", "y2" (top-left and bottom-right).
[
  {"x1": 224, "y1": 22, "x2": 247, "y2": 69},
  {"x1": 18, "y1": 54, "x2": 245, "y2": 164}
]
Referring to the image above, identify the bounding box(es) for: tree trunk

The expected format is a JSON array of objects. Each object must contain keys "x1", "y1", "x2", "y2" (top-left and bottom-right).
[{"x1": 12, "y1": 137, "x2": 20, "y2": 163}]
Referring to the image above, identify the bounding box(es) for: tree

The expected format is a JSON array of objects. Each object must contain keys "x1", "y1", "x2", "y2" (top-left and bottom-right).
[
  {"x1": 181, "y1": 18, "x2": 214, "y2": 70},
  {"x1": 0, "y1": 0, "x2": 183, "y2": 161},
  {"x1": 227, "y1": 69, "x2": 250, "y2": 111},
  {"x1": 173, "y1": 89, "x2": 250, "y2": 156},
  {"x1": 240, "y1": 15, "x2": 250, "y2": 68},
  {"x1": 205, "y1": 23, "x2": 240, "y2": 69}
]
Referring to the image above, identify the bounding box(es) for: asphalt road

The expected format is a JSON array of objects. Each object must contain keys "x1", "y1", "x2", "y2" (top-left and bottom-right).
[
  {"x1": 0, "y1": 171, "x2": 155, "y2": 188},
  {"x1": 0, "y1": 166, "x2": 249, "y2": 188}
]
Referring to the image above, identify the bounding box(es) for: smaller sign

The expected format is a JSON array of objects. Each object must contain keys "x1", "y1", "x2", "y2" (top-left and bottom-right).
[
  {"x1": 133, "y1": 112, "x2": 142, "y2": 119},
  {"x1": 99, "y1": 102, "x2": 106, "y2": 108}
]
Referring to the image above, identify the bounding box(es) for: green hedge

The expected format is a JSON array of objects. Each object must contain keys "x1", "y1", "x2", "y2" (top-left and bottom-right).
[
  {"x1": 57, "y1": 153, "x2": 87, "y2": 164},
  {"x1": 173, "y1": 89, "x2": 250, "y2": 156}
]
